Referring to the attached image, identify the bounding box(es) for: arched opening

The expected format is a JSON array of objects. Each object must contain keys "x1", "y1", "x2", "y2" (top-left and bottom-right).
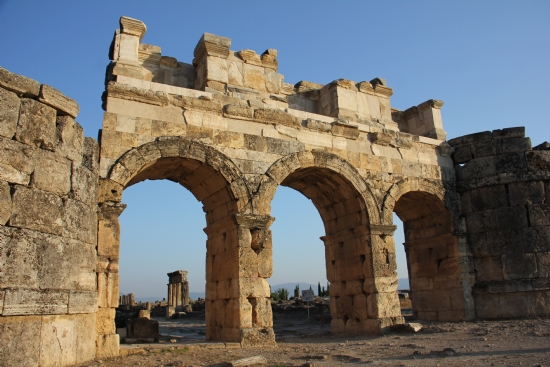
[
  {"x1": 118, "y1": 180, "x2": 207, "y2": 340},
  {"x1": 393, "y1": 191, "x2": 465, "y2": 321},
  {"x1": 98, "y1": 139, "x2": 258, "y2": 346},
  {"x1": 392, "y1": 213, "x2": 411, "y2": 318},
  {"x1": 277, "y1": 166, "x2": 376, "y2": 334},
  {"x1": 269, "y1": 186, "x2": 329, "y2": 337}
]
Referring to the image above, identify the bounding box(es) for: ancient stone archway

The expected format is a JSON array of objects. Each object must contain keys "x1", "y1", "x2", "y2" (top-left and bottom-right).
[
  {"x1": 98, "y1": 138, "x2": 279, "y2": 348},
  {"x1": 382, "y1": 178, "x2": 475, "y2": 321}
]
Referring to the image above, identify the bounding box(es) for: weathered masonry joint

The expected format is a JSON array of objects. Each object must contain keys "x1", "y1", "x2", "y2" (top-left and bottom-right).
[{"x1": 0, "y1": 15, "x2": 548, "y2": 366}]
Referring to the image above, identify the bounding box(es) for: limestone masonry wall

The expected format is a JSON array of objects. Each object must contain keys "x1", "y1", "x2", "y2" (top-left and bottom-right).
[
  {"x1": 0, "y1": 67, "x2": 100, "y2": 366},
  {"x1": 0, "y1": 14, "x2": 549, "y2": 367},
  {"x1": 449, "y1": 129, "x2": 550, "y2": 319}
]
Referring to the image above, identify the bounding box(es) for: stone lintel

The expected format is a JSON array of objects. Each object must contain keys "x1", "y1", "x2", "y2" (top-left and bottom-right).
[
  {"x1": 370, "y1": 224, "x2": 397, "y2": 236},
  {"x1": 119, "y1": 16, "x2": 147, "y2": 41}
]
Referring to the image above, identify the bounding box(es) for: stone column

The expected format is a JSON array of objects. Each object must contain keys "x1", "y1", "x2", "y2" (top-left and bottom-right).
[
  {"x1": 365, "y1": 224, "x2": 404, "y2": 332},
  {"x1": 204, "y1": 214, "x2": 275, "y2": 346},
  {"x1": 96, "y1": 201, "x2": 126, "y2": 358}
]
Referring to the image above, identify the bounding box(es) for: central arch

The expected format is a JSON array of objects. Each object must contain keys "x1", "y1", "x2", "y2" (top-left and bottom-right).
[{"x1": 258, "y1": 151, "x2": 403, "y2": 335}]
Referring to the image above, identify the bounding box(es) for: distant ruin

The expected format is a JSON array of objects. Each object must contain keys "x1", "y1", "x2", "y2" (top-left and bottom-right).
[
  {"x1": 166, "y1": 270, "x2": 190, "y2": 317},
  {"x1": 0, "y1": 15, "x2": 548, "y2": 367}
]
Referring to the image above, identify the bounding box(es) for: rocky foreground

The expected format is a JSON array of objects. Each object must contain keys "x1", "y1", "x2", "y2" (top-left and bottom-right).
[{"x1": 75, "y1": 315, "x2": 550, "y2": 367}]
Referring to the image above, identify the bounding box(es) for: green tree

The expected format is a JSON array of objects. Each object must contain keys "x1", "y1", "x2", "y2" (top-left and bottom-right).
[
  {"x1": 270, "y1": 292, "x2": 280, "y2": 302},
  {"x1": 276, "y1": 288, "x2": 289, "y2": 301},
  {"x1": 318, "y1": 282, "x2": 321, "y2": 296}
]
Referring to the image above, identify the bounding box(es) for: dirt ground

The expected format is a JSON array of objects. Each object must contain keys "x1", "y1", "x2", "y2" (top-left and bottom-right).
[{"x1": 77, "y1": 314, "x2": 550, "y2": 367}]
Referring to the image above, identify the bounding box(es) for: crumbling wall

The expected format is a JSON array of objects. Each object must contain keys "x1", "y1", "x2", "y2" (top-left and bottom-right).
[
  {"x1": 0, "y1": 67, "x2": 99, "y2": 366},
  {"x1": 449, "y1": 128, "x2": 550, "y2": 319}
]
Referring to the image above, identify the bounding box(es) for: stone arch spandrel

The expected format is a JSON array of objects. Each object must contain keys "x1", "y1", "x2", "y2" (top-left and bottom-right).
[
  {"x1": 106, "y1": 137, "x2": 252, "y2": 213},
  {"x1": 258, "y1": 150, "x2": 381, "y2": 224}
]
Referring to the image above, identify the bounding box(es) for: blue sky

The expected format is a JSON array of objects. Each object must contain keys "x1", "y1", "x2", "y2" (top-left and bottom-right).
[{"x1": 1, "y1": 1, "x2": 548, "y2": 298}]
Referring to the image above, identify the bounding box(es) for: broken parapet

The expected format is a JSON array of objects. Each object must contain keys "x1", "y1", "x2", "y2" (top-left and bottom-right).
[
  {"x1": 449, "y1": 127, "x2": 550, "y2": 319},
  {"x1": 105, "y1": 16, "x2": 447, "y2": 140},
  {"x1": 0, "y1": 67, "x2": 102, "y2": 364}
]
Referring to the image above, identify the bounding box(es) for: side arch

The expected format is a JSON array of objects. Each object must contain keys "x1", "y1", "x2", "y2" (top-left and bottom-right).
[{"x1": 381, "y1": 176, "x2": 473, "y2": 322}]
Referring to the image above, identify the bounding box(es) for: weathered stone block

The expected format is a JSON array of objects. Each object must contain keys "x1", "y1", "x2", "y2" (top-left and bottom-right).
[
  {"x1": 0, "y1": 315, "x2": 41, "y2": 366},
  {"x1": 96, "y1": 308, "x2": 116, "y2": 335},
  {"x1": 75, "y1": 313, "x2": 97, "y2": 362},
  {"x1": 474, "y1": 293, "x2": 500, "y2": 319},
  {"x1": 528, "y1": 204, "x2": 550, "y2": 226},
  {"x1": 465, "y1": 210, "x2": 497, "y2": 233},
  {"x1": 56, "y1": 116, "x2": 84, "y2": 164},
  {"x1": 10, "y1": 186, "x2": 64, "y2": 236},
  {"x1": 509, "y1": 181, "x2": 545, "y2": 206},
  {"x1": 40, "y1": 315, "x2": 79, "y2": 366},
  {"x1": 536, "y1": 252, "x2": 550, "y2": 278},
  {"x1": 69, "y1": 291, "x2": 98, "y2": 314},
  {"x1": 72, "y1": 164, "x2": 98, "y2": 207},
  {"x1": 0, "y1": 180, "x2": 11, "y2": 224},
  {"x1": 96, "y1": 334, "x2": 119, "y2": 359},
  {"x1": 499, "y1": 292, "x2": 529, "y2": 318},
  {"x1": 468, "y1": 185, "x2": 507, "y2": 211},
  {"x1": 452, "y1": 145, "x2": 472, "y2": 164},
  {"x1": 495, "y1": 206, "x2": 528, "y2": 230},
  {"x1": 501, "y1": 137, "x2": 531, "y2": 153},
  {"x1": 367, "y1": 292, "x2": 400, "y2": 318},
  {"x1": 16, "y1": 98, "x2": 57, "y2": 150},
  {"x1": 528, "y1": 290, "x2": 550, "y2": 317},
  {"x1": 33, "y1": 149, "x2": 72, "y2": 196},
  {"x1": 3, "y1": 288, "x2": 69, "y2": 316},
  {"x1": 457, "y1": 156, "x2": 496, "y2": 180},
  {"x1": 448, "y1": 131, "x2": 492, "y2": 148},
  {"x1": 0, "y1": 87, "x2": 20, "y2": 139},
  {"x1": 38, "y1": 84, "x2": 80, "y2": 118},
  {"x1": 0, "y1": 66, "x2": 40, "y2": 97},
  {"x1": 82, "y1": 137, "x2": 99, "y2": 173},
  {"x1": 525, "y1": 150, "x2": 550, "y2": 172},
  {"x1": 492, "y1": 126, "x2": 525, "y2": 140},
  {"x1": 0, "y1": 226, "x2": 39, "y2": 288},
  {"x1": 522, "y1": 226, "x2": 550, "y2": 252},
  {"x1": 502, "y1": 253, "x2": 537, "y2": 280},
  {"x1": 474, "y1": 256, "x2": 503, "y2": 282},
  {"x1": 64, "y1": 198, "x2": 97, "y2": 244},
  {"x1": 0, "y1": 136, "x2": 36, "y2": 185},
  {"x1": 470, "y1": 141, "x2": 497, "y2": 158},
  {"x1": 243, "y1": 64, "x2": 266, "y2": 92}
]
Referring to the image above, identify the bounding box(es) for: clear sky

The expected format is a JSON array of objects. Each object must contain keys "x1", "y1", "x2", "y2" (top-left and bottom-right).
[{"x1": 1, "y1": 1, "x2": 548, "y2": 299}]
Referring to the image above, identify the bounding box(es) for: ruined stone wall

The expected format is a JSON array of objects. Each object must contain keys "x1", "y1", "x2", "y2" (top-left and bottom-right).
[
  {"x1": 0, "y1": 67, "x2": 100, "y2": 366},
  {"x1": 449, "y1": 128, "x2": 550, "y2": 319}
]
